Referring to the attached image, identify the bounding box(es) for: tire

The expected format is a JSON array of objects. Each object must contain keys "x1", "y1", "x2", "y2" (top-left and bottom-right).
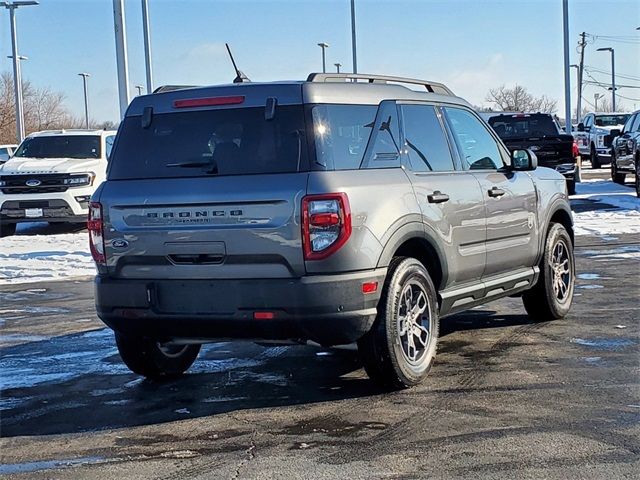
[
  {"x1": 523, "y1": 223, "x2": 575, "y2": 321},
  {"x1": 635, "y1": 158, "x2": 640, "y2": 198},
  {"x1": 115, "y1": 333, "x2": 201, "y2": 379},
  {"x1": 357, "y1": 257, "x2": 439, "y2": 389},
  {"x1": 566, "y1": 179, "x2": 576, "y2": 196},
  {"x1": 590, "y1": 146, "x2": 600, "y2": 169},
  {"x1": 611, "y1": 157, "x2": 625, "y2": 185},
  {"x1": 0, "y1": 221, "x2": 17, "y2": 238}
]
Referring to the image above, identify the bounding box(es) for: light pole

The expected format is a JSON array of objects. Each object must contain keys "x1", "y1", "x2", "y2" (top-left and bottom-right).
[
  {"x1": 570, "y1": 64, "x2": 579, "y2": 123},
  {"x1": 562, "y1": 0, "x2": 572, "y2": 132},
  {"x1": 78, "y1": 73, "x2": 90, "y2": 129},
  {"x1": 594, "y1": 93, "x2": 602, "y2": 111},
  {"x1": 350, "y1": 0, "x2": 358, "y2": 73},
  {"x1": 334, "y1": 63, "x2": 342, "y2": 73},
  {"x1": 2, "y1": 1, "x2": 39, "y2": 143},
  {"x1": 113, "y1": 0, "x2": 131, "y2": 118},
  {"x1": 597, "y1": 47, "x2": 616, "y2": 111},
  {"x1": 135, "y1": 84, "x2": 144, "y2": 96},
  {"x1": 317, "y1": 42, "x2": 329, "y2": 73},
  {"x1": 141, "y1": 0, "x2": 153, "y2": 93}
]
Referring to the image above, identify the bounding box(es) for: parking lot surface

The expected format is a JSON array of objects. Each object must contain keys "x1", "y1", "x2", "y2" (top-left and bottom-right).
[{"x1": 0, "y1": 174, "x2": 639, "y2": 479}]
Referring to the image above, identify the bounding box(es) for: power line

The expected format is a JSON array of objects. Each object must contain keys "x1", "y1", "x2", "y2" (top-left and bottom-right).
[{"x1": 584, "y1": 66, "x2": 640, "y2": 82}]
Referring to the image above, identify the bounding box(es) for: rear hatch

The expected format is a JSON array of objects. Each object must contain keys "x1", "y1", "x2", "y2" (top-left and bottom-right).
[
  {"x1": 99, "y1": 84, "x2": 309, "y2": 279},
  {"x1": 489, "y1": 114, "x2": 574, "y2": 167}
]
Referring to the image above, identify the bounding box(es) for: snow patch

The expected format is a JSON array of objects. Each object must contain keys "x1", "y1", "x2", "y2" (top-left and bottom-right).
[{"x1": 573, "y1": 180, "x2": 640, "y2": 236}]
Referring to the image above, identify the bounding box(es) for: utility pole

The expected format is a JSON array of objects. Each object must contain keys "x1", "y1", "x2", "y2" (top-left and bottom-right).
[
  {"x1": 2, "y1": 1, "x2": 39, "y2": 143},
  {"x1": 113, "y1": 0, "x2": 131, "y2": 118},
  {"x1": 78, "y1": 73, "x2": 90, "y2": 129},
  {"x1": 334, "y1": 63, "x2": 342, "y2": 73},
  {"x1": 562, "y1": 0, "x2": 572, "y2": 132},
  {"x1": 350, "y1": 0, "x2": 358, "y2": 73},
  {"x1": 141, "y1": 0, "x2": 153, "y2": 93},
  {"x1": 576, "y1": 32, "x2": 586, "y2": 122},
  {"x1": 317, "y1": 42, "x2": 329, "y2": 73}
]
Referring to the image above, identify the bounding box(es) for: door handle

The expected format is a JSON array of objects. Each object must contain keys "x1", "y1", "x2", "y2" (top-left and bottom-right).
[
  {"x1": 427, "y1": 191, "x2": 450, "y2": 204},
  {"x1": 488, "y1": 187, "x2": 506, "y2": 198}
]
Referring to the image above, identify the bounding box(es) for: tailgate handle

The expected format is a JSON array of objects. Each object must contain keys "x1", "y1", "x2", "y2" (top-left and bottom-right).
[{"x1": 168, "y1": 254, "x2": 225, "y2": 265}]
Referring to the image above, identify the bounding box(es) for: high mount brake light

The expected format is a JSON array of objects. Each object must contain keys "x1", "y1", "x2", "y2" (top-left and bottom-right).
[
  {"x1": 302, "y1": 193, "x2": 351, "y2": 261},
  {"x1": 173, "y1": 96, "x2": 245, "y2": 108},
  {"x1": 88, "y1": 202, "x2": 106, "y2": 265}
]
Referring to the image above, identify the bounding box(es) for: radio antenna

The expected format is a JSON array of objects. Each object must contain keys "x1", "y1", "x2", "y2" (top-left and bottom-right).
[{"x1": 225, "y1": 43, "x2": 251, "y2": 83}]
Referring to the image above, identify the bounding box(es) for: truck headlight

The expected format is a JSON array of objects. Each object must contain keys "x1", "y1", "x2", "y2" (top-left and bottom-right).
[
  {"x1": 63, "y1": 173, "x2": 95, "y2": 186},
  {"x1": 596, "y1": 135, "x2": 605, "y2": 148}
]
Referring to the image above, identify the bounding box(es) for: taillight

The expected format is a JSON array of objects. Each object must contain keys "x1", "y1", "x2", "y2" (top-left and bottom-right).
[
  {"x1": 88, "y1": 202, "x2": 106, "y2": 265},
  {"x1": 302, "y1": 193, "x2": 351, "y2": 260},
  {"x1": 572, "y1": 141, "x2": 579, "y2": 158}
]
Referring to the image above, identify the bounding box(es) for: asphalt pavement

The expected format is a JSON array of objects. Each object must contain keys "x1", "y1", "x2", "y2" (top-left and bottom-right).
[{"x1": 0, "y1": 171, "x2": 638, "y2": 479}]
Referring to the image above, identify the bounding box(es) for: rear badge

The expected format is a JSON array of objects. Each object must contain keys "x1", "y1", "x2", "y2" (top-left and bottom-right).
[{"x1": 112, "y1": 239, "x2": 129, "y2": 249}]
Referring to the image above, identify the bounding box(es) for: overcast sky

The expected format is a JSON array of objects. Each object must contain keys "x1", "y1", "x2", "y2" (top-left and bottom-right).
[{"x1": 1, "y1": 0, "x2": 638, "y2": 123}]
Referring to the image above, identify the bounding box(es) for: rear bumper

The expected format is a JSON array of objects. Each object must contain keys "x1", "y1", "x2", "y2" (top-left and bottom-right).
[{"x1": 95, "y1": 269, "x2": 387, "y2": 346}]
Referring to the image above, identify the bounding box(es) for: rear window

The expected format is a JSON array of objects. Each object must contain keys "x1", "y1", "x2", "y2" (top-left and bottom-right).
[
  {"x1": 108, "y1": 106, "x2": 307, "y2": 180},
  {"x1": 14, "y1": 135, "x2": 101, "y2": 159},
  {"x1": 488, "y1": 115, "x2": 559, "y2": 138}
]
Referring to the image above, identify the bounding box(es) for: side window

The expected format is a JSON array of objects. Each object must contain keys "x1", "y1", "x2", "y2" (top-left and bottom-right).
[
  {"x1": 105, "y1": 135, "x2": 116, "y2": 160},
  {"x1": 631, "y1": 114, "x2": 640, "y2": 133},
  {"x1": 361, "y1": 101, "x2": 401, "y2": 169},
  {"x1": 584, "y1": 115, "x2": 592, "y2": 128},
  {"x1": 400, "y1": 105, "x2": 455, "y2": 172},
  {"x1": 444, "y1": 107, "x2": 503, "y2": 170}
]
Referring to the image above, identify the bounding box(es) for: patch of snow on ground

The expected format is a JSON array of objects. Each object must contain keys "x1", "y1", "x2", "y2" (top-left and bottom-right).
[
  {"x1": 0, "y1": 224, "x2": 94, "y2": 285},
  {"x1": 573, "y1": 180, "x2": 640, "y2": 236}
]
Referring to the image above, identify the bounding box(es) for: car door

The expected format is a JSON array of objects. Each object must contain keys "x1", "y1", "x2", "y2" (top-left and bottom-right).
[
  {"x1": 577, "y1": 114, "x2": 592, "y2": 155},
  {"x1": 398, "y1": 103, "x2": 486, "y2": 290},
  {"x1": 442, "y1": 106, "x2": 539, "y2": 280}
]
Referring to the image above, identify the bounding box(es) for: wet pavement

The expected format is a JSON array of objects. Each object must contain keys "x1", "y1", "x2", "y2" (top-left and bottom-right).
[{"x1": 1, "y1": 174, "x2": 639, "y2": 479}]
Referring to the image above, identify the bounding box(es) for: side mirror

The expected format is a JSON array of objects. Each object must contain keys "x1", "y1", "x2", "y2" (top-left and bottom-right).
[
  {"x1": 577, "y1": 123, "x2": 584, "y2": 132},
  {"x1": 512, "y1": 149, "x2": 537, "y2": 171},
  {"x1": 610, "y1": 129, "x2": 621, "y2": 138}
]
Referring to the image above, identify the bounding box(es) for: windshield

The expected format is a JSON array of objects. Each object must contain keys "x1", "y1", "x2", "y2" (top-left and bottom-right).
[
  {"x1": 108, "y1": 106, "x2": 307, "y2": 180},
  {"x1": 594, "y1": 115, "x2": 629, "y2": 127},
  {"x1": 14, "y1": 135, "x2": 101, "y2": 159},
  {"x1": 488, "y1": 114, "x2": 559, "y2": 138}
]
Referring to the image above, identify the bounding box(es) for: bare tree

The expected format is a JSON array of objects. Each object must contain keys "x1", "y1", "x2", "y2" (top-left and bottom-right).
[
  {"x1": 594, "y1": 97, "x2": 625, "y2": 113},
  {"x1": 485, "y1": 84, "x2": 558, "y2": 114}
]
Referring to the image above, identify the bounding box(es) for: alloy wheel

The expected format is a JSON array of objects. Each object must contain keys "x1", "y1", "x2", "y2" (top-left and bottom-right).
[{"x1": 396, "y1": 280, "x2": 433, "y2": 365}]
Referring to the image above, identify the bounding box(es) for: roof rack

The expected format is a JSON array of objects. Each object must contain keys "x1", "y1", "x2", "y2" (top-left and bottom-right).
[
  {"x1": 153, "y1": 85, "x2": 199, "y2": 93},
  {"x1": 306, "y1": 73, "x2": 453, "y2": 95}
]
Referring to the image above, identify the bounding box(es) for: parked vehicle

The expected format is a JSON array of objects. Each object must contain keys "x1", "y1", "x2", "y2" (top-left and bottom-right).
[
  {"x1": 574, "y1": 112, "x2": 630, "y2": 168},
  {"x1": 92, "y1": 73, "x2": 575, "y2": 389},
  {"x1": 0, "y1": 144, "x2": 17, "y2": 164},
  {"x1": 610, "y1": 109, "x2": 640, "y2": 196},
  {"x1": 0, "y1": 129, "x2": 116, "y2": 237},
  {"x1": 486, "y1": 113, "x2": 580, "y2": 194}
]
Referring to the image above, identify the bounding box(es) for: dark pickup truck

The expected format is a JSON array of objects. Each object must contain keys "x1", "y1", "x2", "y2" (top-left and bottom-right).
[{"x1": 487, "y1": 113, "x2": 579, "y2": 194}]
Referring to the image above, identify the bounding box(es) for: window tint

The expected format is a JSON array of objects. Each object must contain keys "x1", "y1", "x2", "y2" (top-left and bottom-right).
[
  {"x1": 488, "y1": 114, "x2": 559, "y2": 139},
  {"x1": 109, "y1": 106, "x2": 307, "y2": 180},
  {"x1": 361, "y1": 102, "x2": 401, "y2": 169},
  {"x1": 14, "y1": 136, "x2": 101, "y2": 160},
  {"x1": 105, "y1": 135, "x2": 115, "y2": 160},
  {"x1": 444, "y1": 107, "x2": 502, "y2": 170},
  {"x1": 312, "y1": 105, "x2": 376, "y2": 170},
  {"x1": 632, "y1": 114, "x2": 640, "y2": 133},
  {"x1": 594, "y1": 114, "x2": 629, "y2": 127},
  {"x1": 584, "y1": 115, "x2": 592, "y2": 127},
  {"x1": 401, "y1": 105, "x2": 454, "y2": 172}
]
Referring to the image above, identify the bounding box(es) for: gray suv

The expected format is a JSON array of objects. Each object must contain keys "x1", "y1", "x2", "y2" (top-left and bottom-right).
[{"x1": 92, "y1": 73, "x2": 575, "y2": 389}]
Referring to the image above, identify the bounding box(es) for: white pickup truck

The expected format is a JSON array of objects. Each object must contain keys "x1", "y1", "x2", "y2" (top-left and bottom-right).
[
  {"x1": 574, "y1": 112, "x2": 630, "y2": 168},
  {"x1": 0, "y1": 129, "x2": 116, "y2": 237}
]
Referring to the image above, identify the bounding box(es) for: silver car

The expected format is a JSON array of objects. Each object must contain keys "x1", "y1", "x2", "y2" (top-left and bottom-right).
[{"x1": 91, "y1": 73, "x2": 575, "y2": 389}]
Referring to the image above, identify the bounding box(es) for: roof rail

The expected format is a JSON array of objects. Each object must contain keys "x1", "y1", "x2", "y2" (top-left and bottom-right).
[
  {"x1": 153, "y1": 85, "x2": 199, "y2": 93},
  {"x1": 306, "y1": 73, "x2": 453, "y2": 95}
]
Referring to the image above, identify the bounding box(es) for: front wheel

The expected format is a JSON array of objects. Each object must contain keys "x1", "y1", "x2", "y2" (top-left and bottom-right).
[
  {"x1": 611, "y1": 157, "x2": 626, "y2": 185},
  {"x1": 566, "y1": 179, "x2": 576, "y2": 196},
  {"x1": 591, "y1": 146, "x2": 601, "y2": 169},
  {"x1": 523, "y1": 223, "x2": 575, "y2": 321},
  {"x1": 635, "y1": 159, "x2": 640, "y2": 197},
  {"x1": 115, "y1": 333, "x2": 201, "y2": 379},
  {"x1": 0, "y1": 221, "x2": 17, "y2": 238},
  {"x1": 358, "y1": 257, "x2": 439, "y2": 390}
]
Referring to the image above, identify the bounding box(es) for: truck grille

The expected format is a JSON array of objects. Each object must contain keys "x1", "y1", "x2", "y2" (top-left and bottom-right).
[{"x1": 0, "y1": 174, "x2": 70, "y2": 194}]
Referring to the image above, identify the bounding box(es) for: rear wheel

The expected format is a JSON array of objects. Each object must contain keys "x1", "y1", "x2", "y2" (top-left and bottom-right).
[
  {"x1": 635, "y1": 158, "x2": 640, "y2": 197},
  {"x1": 0, "y1": 222, "x2": 16, "y2": 238},
  {"x1": 523, "y1": 223, "x2": 575, "y2": 321},
  {"x1": 115, "y1": 333, "x2": 201, "y2": 379},
  {"x1": 611, "y1": 156, "x2": 626, "y2": 185},
  {"x1": 591, "y1": 145, "x2": 601, "y2": 169},
  {"x1": 358, "y1": 257, "x2": 439, "y2": 389},
  {"x1": 566, "y1": 179, "x2": 576, "y2": 195}
]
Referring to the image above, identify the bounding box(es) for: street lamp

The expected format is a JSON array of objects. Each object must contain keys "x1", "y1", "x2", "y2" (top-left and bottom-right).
[
  {"x1": 141, "y1": 0, "x2": 153, "y2": 93},
  {"x1": 570, "y1": 64, "x2": 580, "y2": 123},
  {"x1": 597, "y1": 47, "x2": 616, "y2": 111},
  {"x1": 334, "y1": 63, "x2": 342, "y2": 73},
  {"x1": 135, "y1": 84, "x2": 144, "y2": 96},
  {"x1": 317, "y1": 42, "x2": 329, "y2": 73},
  {"x1": 594, "y1": 93, "x2": 602, "y2": 111},
  {"x1": 1, "y1": 1, "x2": 39, "y2": 143},
  {"x1": 78, "y1": 73, "x2": 90, "y2": 129}
]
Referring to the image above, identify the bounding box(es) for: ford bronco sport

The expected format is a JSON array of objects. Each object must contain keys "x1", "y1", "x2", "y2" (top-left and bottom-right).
[{"x1": 92, "y1": 73, "x2": 575, "y2": 389}]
